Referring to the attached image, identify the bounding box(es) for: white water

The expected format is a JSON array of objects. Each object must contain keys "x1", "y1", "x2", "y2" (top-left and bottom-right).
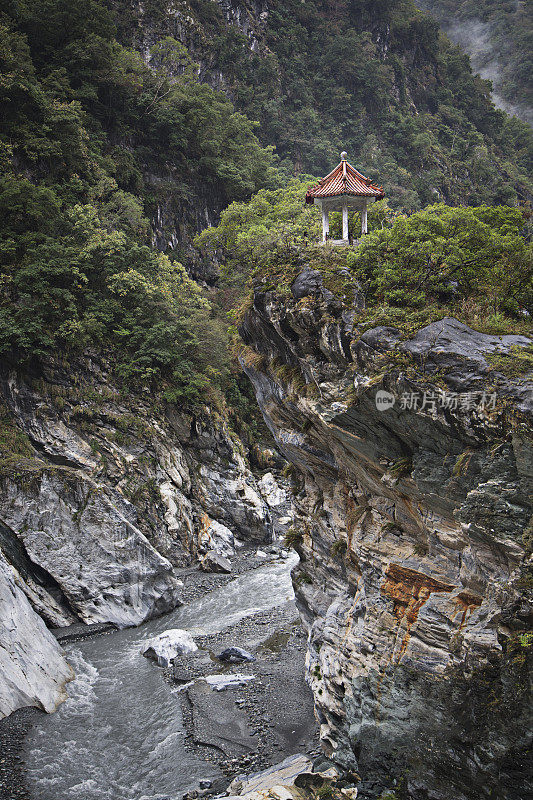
[{"x1": 25, "y1": 555, "x2": 298, "y2": 800}]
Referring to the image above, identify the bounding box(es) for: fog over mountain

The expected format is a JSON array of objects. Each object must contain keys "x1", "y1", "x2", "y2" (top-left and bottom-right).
[{"x1": 418, "y1": 0, "x2": 532, "y2": 126}]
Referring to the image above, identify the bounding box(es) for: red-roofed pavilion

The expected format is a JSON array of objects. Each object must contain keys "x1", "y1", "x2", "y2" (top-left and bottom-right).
[{"x1": 305, "y1": 152, "x2": 384, "y2": 243}]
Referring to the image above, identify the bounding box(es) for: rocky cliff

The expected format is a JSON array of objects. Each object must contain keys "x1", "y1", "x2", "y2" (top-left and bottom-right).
[
  {"x1": 0, "y1": 550, "x2": 73, "y2": 718},
  {"x1": 0, "y1": 353, "x2": 275, "y2": 717},
  {"x1": 239, "y1": 270, "x2": 533, "y2": 799}
]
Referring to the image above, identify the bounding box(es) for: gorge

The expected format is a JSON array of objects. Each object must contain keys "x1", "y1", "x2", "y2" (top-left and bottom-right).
[
  {"x1": 1, "y1": 270, "x2": 531, "y2": 799},
  {"x1": 0, "y1": 1, "x2": 532, "y2": 799}
]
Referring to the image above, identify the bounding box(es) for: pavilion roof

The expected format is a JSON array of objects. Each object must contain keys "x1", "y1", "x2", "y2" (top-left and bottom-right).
[{"x1": 305, "y1": 157, "x2": 384, "y2": 203}]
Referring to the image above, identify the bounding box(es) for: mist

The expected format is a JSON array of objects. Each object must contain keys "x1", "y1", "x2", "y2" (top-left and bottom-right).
[{"x1": 418, "y1": 1, "x2": 532, "y2": 126}]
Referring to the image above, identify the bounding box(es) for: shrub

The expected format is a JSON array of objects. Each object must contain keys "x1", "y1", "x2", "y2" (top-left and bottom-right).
[
  {"x1": 330, "y1": 539, "x2": 347, "y2": 558},
  {"x1": 354, "y1": 204, "x2": 533, "y2": 318},
  {"x1": 284, "y1": 527, "x2": 303, "y2": 548}
]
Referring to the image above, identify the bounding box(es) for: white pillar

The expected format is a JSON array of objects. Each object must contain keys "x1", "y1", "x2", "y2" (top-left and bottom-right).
[
  {"x1": 322, "y1": 205, "x2": 329, "y2": 242},
  {"x1": 342, "y1": 201, "x2": 349, "y2": 241},
  {"x1": 361, "y1": 201, "x2": 368, "y2": 235}
]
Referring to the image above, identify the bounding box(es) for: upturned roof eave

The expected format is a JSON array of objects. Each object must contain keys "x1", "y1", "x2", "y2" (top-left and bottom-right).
[
  {"x1": 317, "y1": 161, "x2": 369, "y2": 185},
  {"x1": 305, "y1": 188, "x2": 385, "y2": 203},
  {"x1": 305, "y1": 158, "x2": 384, "y2": 203}
]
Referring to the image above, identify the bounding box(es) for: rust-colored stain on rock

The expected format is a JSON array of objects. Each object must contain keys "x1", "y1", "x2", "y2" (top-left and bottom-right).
[
  {"x1": 452, "y1": 590, "x2": 482, "y2": 628},
  {"x1": 381, "y1": 564, "x2": 456, "y2": 662},
  {"x1": 382, "y1": 564, "x2": 455, "y2": 623}
]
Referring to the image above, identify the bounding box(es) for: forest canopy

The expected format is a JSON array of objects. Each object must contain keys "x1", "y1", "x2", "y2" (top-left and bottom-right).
[
  {"x1": 199, "y1": 182, "x2": 533, "y2": 333},
  {"x1": 0, "y1": 1, "x2": 276, "y2": 403}
]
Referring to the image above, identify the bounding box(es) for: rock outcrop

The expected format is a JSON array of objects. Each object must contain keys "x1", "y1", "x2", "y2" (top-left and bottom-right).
[
  {"x1": 217, "y1": 647, "x2": 256, "y2": 664},
  {"x1": 0, "y1": 354, "x2": 274, "y2": 718},
  {"x1": 240, "y1": 280, "x2": 533, "y2": 799},
  {"x1": 0, "y1": 470, "x2": 182, "y2": 627},
  {"x1": 0, "y1": 550, "x2": 73, "y2": 718},
  {"x1": 142, "y1": 628, "x2": 198, "y2": 667},
  {"x1": 226, "y1": 753, "x2": 356, "y2": 800}
]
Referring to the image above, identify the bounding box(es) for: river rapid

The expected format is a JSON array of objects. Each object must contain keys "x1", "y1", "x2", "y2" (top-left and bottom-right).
[{"x1": 24, "y1": 555, "x2": 299, "y2": 800}]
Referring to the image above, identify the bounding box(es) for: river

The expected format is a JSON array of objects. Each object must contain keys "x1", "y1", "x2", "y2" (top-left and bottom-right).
[{"x1": 24, "y1": 555, "x2": 298, "y2": 800}]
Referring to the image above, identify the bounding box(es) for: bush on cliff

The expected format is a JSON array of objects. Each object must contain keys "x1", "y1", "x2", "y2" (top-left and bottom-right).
[
  {"x1": 196, "y1": 178, "x2": 320, "y2": 308},
  {"x1": 353, "y1": 203, "x2": 533, "y2": 317},
  {"x1": 199, "y1": 181, "x2": 532, "y2": 330}
]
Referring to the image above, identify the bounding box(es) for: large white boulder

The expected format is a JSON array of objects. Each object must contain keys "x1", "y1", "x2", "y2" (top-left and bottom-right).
[
  {"x1": 258, "y1": 473, "x2": 287, "y2": 508},
  {"x1": 199, "y1": 517, "x2": 236, "y2": 557},
  {"x1": 204, "y1": 673, "x2": 255, "y2": 692},
  {"x1": 0, "y1": 551, "x2": 73, "y2": 719},
  {"x1": 141, "y1": 628, "x2": 198, "y2": 667},
  {"x1": 228, "y1": 754, "x2": 314, "y2": 795}
]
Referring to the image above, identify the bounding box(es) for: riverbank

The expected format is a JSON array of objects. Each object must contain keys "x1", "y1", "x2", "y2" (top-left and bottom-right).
[
  {"x1": 0, "y1": 707, "x2": 39, "y2": 800},
  {"x1": 0, "y1": 545, "x2": 319, "y2": 800},
  {"x1": 172, "y1": 545, "x2": 320, "y2": 792},
  {"x1": 172, "y1": 598, "x2": 320, "y2": 789}
]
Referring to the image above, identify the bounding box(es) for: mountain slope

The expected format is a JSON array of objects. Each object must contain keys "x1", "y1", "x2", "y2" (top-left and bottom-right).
[
  {"x1": 117, "y1": 0, "x2": 532, "y2": 211},
  {"x1": 0, "y1": 0, "x2": 280, "y2": 401},
  {"x1": 418, "y1": 0, "x2": 533, "y2": 126}
]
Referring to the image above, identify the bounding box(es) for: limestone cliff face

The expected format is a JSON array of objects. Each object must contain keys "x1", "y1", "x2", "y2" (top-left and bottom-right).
[
  {"x1": 0, "y1": 550, "x2": 73, "y2": 718},
  {"x1": 239, "y1": 272, "x2": 533, "y2": 800},
  {"x1": 0, "y1": 353, "x2": 273, "y2": 717}
]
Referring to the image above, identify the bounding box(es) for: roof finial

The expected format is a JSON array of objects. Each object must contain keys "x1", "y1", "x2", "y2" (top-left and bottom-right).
[{"x1": 340, "y1": 151, "x2": 347, "y2": 160}]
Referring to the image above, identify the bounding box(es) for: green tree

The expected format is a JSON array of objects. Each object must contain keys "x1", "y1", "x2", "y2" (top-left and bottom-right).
[
  {"x1": 353, "y1": 203, "x2": 533, "y2": 315},
  {"x1": 0, "y1": 4, "x2": 278, "y2": 406}
]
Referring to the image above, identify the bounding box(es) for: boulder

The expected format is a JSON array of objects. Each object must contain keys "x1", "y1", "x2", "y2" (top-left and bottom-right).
[
  {"x1": 196, "y1": 467, "x2": 271, "y2": 543},
  {"x1": 199, "y1": 518, "x2": 236, "y2": 557},
  {"x1": 141, "y1": 628, "x2": 197, "y2": 667},
  {"x1": 357, "y1": 325, "x2": 401, "y2": 353},
  {"x1": 229, "y1": 754, "x2": 314, "y2": 795},
  {"x1": 291, "y1": 269, "x2": 325, "y2": 300},
  {"x1": 400, "y1": 316, "x2": 532, "y2": 397},
  {"x1": 204, "y1": 673, "x2": 255, "y2": 691},
  {"x1": 0, "y1": 471, "x2": 182, "y2": 627},
  {"x1": 226, "y1": 752, "x2": 352, "y2": 800},
  {"x1": 200, "y1": 550, "x2": 232, "y2": 573},
  {"x1": 217, "y1": 647, "x2": 256, "y2": 663},
  {"x1": 258, "y1": 473, "x2": 287, "y2": 508}
]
